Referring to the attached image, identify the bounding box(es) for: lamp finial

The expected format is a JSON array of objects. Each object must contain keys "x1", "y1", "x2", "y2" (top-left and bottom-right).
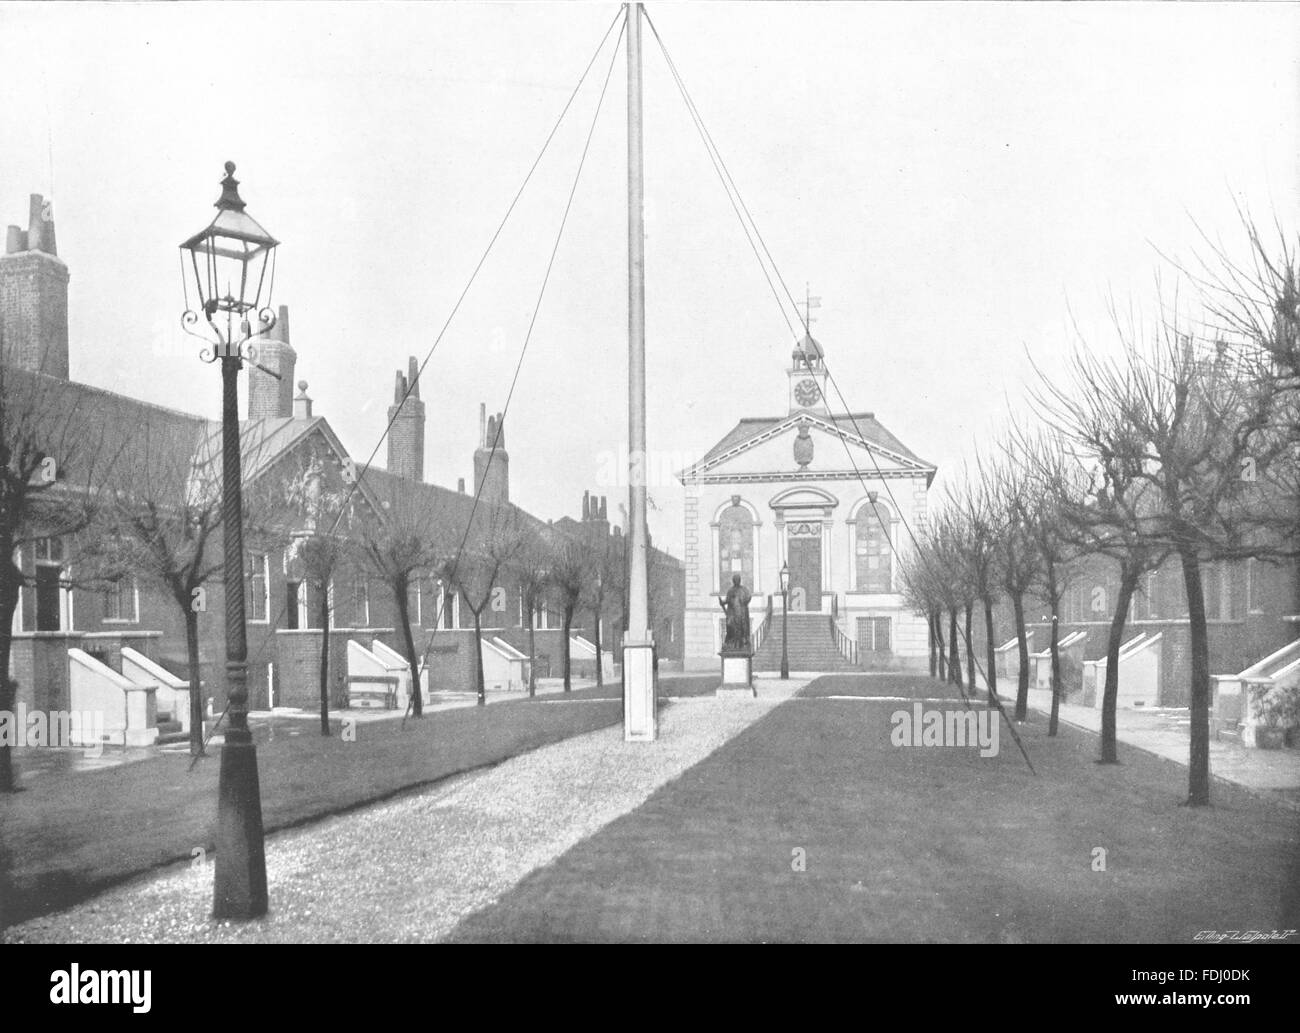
[{"x1": 216, "y1": 162, "x2": 246, "y2": 213}]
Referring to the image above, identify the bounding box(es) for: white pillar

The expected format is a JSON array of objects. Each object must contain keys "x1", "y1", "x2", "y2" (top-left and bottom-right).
[{"x1": 623, "y1": 1, "x2": 655, "y2": 742}]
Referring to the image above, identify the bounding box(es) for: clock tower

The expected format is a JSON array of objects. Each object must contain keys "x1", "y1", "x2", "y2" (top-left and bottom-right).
[{"x1": 788, "y1": 332, "x2": 830, "y2": 415}]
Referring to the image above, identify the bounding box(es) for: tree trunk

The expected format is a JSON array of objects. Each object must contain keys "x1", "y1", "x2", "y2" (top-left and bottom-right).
[
  {"x1": 184, "y1": 606, "x2": 206, "y2": 755},
  {"x1": 472, "y1": 610, "x2": 486, "y2": 706},
  {"x1": 948, "y1": 608, "x2": 962, "y2": 686},
  {"x1": 1099, "y1": 567, "x2": 1139, "y2": 764},
  {"x1": 1012, "y1": 591, "x2": 1030, "y2": 722},
  {"x1": 1178, "y1": 544, "x2": 1212, "y2": 806},
  {"x1": 982, "y1": 595, "x2": 998, "y2": 705},
  {"x1": 562, "y1": 604, "x2": 573, "y2": 692},
  {"x1": 396, "y1": 581, "x2": 423, "y2": 717},
  {"x1": 964, "y1": 602, "x2": 975, "y2": 698},
  {"x1": 0, "y1": 561, "x2": 20, "y2": 793},
  {"x1": 592, "y1": 601, "x2": 604, "y2": 688},
  {"x1": 1048, "y1": 570, "x2": 1062, "y2": 736},
  {"x1": 527, "y1": 606, "x2": 537, "y2": 698},
  {"x1": 927, "y1": 612, "x2": 937, "y2": 678},
  {"x1": 318, "y1": 581, "x2": 331, "y2": 736},
  {"x1": 934, "y1": 610, "x2": 947, "y2": 681}
]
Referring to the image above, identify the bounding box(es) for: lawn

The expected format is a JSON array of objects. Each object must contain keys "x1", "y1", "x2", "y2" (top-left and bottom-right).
[
  {"x1": 0, "y1": 674, "x2": 706, "y2": 927},
  {"x1": 448, "y1": 674, "x2": 1300, "y2": 943}
]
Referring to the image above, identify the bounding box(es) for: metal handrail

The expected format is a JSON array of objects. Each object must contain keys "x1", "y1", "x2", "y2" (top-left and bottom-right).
[
  {"x1": 752, "y1": 594, "x2": 774, "y2": 652},
  {"x1": 832, "y1": 616, "x2": 858, "y2": 666}
]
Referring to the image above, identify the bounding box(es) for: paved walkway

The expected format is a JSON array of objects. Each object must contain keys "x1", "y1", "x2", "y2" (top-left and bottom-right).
[
  {"x1": 1020, "y1": 687, "x2": 1300, "y2": 807},
  {"x1": 5, "y1": 676, "x2": 807, "y2": 943}
]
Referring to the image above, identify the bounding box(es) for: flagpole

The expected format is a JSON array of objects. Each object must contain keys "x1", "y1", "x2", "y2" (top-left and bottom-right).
[{"x1": 624, "y1": 1, "x2": 656, "y2": 741}]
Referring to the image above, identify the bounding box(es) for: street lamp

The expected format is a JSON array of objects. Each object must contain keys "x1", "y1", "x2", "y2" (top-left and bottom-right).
[
  {"x1": 180, "y1": 161, "x2": 279, "y2": 920},
  {"x1": 778, "y1": 562, "x2": 790, "y2": 680}
]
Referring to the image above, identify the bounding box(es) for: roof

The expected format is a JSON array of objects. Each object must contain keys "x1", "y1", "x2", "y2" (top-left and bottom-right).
[{"x1": 688, "y1": 410, "x2": 935, "y2": 474}]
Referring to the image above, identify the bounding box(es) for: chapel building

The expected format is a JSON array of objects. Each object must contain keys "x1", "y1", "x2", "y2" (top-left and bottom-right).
[{"x1": 678, "y1": 333, "x2": 936, "y2": 672}]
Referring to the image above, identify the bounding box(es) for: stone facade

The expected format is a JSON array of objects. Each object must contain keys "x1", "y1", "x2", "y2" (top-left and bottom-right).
[{"x1": 678, "y1": 334, "x2": 936, "y2": 671}]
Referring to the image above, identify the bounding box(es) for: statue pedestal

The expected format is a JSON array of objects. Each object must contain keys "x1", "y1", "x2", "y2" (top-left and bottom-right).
[{"x1": 716, "y1": 648, "x2": 756, "y2": 698}]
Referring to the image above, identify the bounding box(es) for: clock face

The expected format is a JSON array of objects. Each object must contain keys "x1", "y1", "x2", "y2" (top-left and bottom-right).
[{"x1": 794, "y1": 378, "x2": 820, "y2": 407}]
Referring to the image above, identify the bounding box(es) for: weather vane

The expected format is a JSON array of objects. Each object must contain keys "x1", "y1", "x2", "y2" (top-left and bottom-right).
[{"x1": 801, "y1": 283, "x2": 821, "y2": 334}]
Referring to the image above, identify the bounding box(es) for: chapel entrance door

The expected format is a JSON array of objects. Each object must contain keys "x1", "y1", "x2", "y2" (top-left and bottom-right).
[{"x1": 787, "y1": 531, "x2": 822, "y2": 612}]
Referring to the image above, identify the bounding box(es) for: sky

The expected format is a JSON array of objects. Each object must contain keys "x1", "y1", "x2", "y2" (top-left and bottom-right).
[{"x1": 2, "y1": 1, "x2": 1297, "y2": 556}]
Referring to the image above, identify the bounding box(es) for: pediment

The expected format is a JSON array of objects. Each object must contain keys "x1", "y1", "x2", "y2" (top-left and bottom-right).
[
  {"x1": 769, "y1": 486, "x2": 839, "y2": 511},
  {"x1": 680, "y1": 413, "x2": 934, "y2": 484}
]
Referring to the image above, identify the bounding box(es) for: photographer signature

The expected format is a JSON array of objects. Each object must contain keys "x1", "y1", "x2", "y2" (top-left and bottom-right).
[{"x1": 1193, "y1": 929, "x2": 1297, "y2": 943}]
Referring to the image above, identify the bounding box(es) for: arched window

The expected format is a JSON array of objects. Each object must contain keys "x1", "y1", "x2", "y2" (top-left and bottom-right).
[
  {"x1": 717, "y1": 503, "x2": 755, "y2": 591},
  {"x1": 855, "y1": 501, "x2": 892, "y2": 593}
]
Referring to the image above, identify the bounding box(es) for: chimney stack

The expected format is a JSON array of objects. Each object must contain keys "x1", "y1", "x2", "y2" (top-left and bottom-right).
[
  {"x1": 1, "y1": 193, "x2": 69, "y2": 378},
  {"x1": 386, "y1": 355, "x2": 426, "y2": 482},
  {"x1": 473, "y1": 404, "x2": 509, "y2": 505},
  {"x1": 248, "y1": 303, "x2": 297, "y2": 420}
]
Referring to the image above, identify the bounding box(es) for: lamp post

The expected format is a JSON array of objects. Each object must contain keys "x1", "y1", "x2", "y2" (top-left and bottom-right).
[
  {"x1": 180, "y1": 161, "x2": 279, "y2": 920},
  {"x1": 779, "y1": 562, "x2": 790, "y2": 680}
]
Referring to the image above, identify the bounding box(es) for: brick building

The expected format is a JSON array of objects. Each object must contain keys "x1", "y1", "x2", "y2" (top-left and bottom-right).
[{"x1": 2, "y1": 190, "x2": 684, "y2": 727}]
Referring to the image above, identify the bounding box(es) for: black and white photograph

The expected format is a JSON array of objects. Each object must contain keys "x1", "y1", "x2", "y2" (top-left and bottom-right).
[{"x1": 0, "y1": 0, "x2": 1297, "y2": 988}]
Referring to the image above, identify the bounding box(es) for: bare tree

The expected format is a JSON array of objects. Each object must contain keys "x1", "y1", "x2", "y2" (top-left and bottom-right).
[
  {"x1": 927, "y1": 511, "x2": 971, "y2": 693},
  {"x1": 1019, "y1": 437, "x2": 1083, "y2": 738},
  {"x1": 280, "y1": 450, "x2": 357, "y2": 735},
  {"x1": 987, "y1": 444, "x2": 1043, "y2": 722},
  {"x1": 1028, "y1": 350, "x2": 1172, "y2": 763},
  {"x1": 85, "y1": 419, "x2": 270, "y2": 755},
  {"x1": 547, "y1": 533, "x2": 591, "y2": 693},
  {"x1": 511, "y1": 524, "x2": 552, "y2": 697},
  {"x1": 0, "y1": 365, "x2": 114, "y2": 790},
  {"x1": 899, "y1": 543, "x2": 948, "y2": 680},
  {"x1": 440, "y1": 504, "x2": 527, "y2": 705},
  {"x1": 1090, "y1": 322, "x2": 1275, "y2": 804},
  {"x1": 358, "y1": 482, "x2": 449, "y2": 718},
  {"x1": 953, "y1": 472, "x2": 1005, "y2": 706}
]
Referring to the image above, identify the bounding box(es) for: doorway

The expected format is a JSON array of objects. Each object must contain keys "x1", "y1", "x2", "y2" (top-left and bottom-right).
[{"x1": 787, "y1": 534, "x2": 822, "y2": 611}]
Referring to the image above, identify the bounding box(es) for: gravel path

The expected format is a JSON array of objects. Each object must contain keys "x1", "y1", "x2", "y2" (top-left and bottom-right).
[{"x1": 7, "y1": 678, "x2": 805, "y2": 943}]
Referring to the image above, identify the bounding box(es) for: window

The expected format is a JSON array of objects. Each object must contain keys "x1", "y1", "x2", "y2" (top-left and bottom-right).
[
  {"x1": 1202, "y1": 562, "x2": 1221, "y2": 620},
  {"x1": 1146, "y1": 569, "x2": 1160, "y2": 619},
  {"x1": 855, "y1": 501, "x2": 893, "y2": 593},
  {"x1": 35, "y1": 537, "x2": 64, "y2": 563},
  {"x1": 247, "y1": 552, "x2": 269, "y2": 622},
  {"x1": 406, "y1": 576, "x2": 421, "y2": 627},
  {"x1": 103, "y1": 576, "x2": 138, "y2": 623},
  {"x1": 286, "y1": 579, "x2": 303, "y2": 630},
  {"x1": 717, "y1": 504, "x2": 754, "y2": 592},
  {"x1": 33, "y1": 537, "x2": 67, "y2": 631},
  {"x1": 1247, "y1": 558, "x2": 1261, "y2": 614},
  {"x1": 857, "y1": 616, "x2": 892, "y2": 652},
  {"x1": 353, "y1": 578, "x2": 370, "y2": 627},
  {"x1": 437, "y1": 580, "x2": 459, "y2": 629}
]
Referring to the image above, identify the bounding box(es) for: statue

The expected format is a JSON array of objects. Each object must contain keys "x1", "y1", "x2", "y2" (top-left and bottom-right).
[{"x1": 720, "y1": 574, "x2": 752, "y2": 651}]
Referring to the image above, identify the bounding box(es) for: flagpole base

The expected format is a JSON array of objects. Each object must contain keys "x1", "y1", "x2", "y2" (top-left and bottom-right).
[{"x1": 622, "y1": 635, "x2": 657, "y2": 742}]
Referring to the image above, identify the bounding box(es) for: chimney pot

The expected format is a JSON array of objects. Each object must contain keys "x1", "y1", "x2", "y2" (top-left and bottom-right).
[
  {"x1": 5, "y1": 226, "x2": 25, "y2": 254},
  {"x1": 458, "y1": 477, "x2": 466, "y2": 493},
  {"x1": 407, "y1": 356, "x2": 420, "y2": 399},
  {"x1": 277, "y1": 304, "x2": 291, "y2": 342}
]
